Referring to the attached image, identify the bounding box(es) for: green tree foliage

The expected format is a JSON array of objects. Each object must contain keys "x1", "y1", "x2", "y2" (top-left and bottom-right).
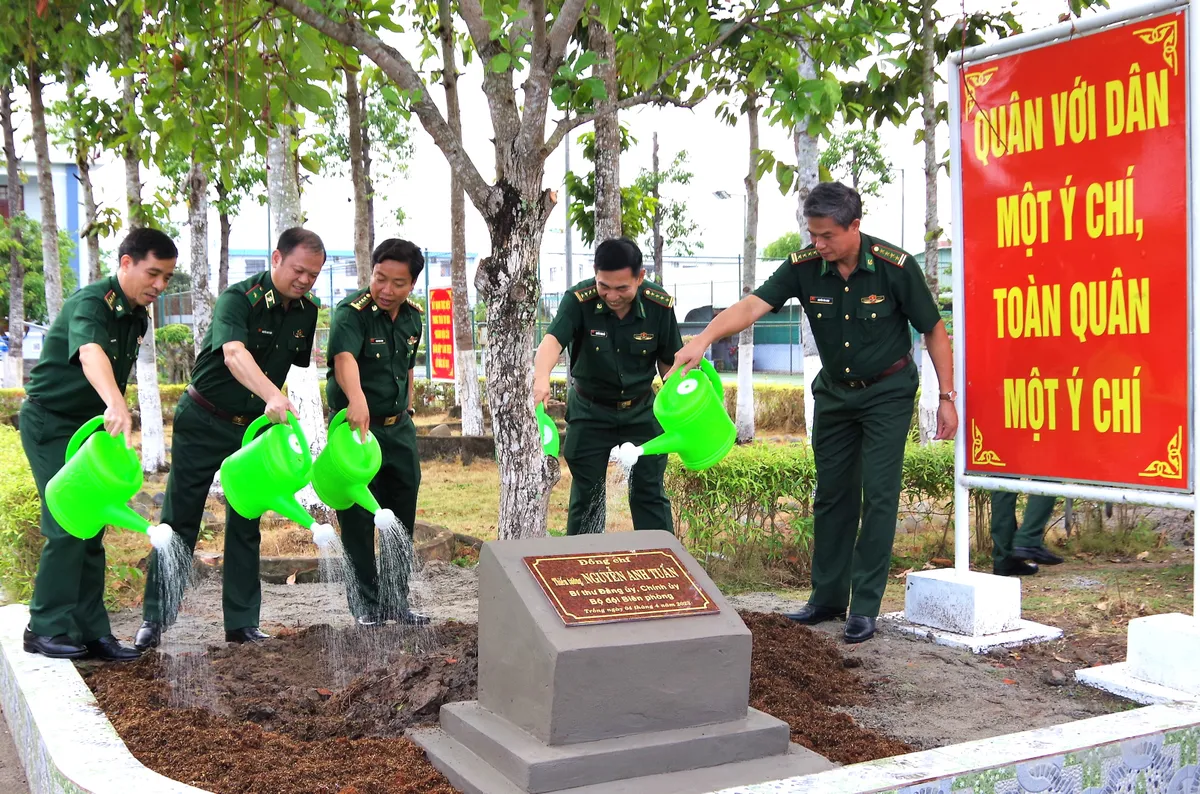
[
  {"x1": 762, "y1": 232, "x2": 804, "y2": 260},
  {"x1": 0, "y1": 215, "x2": 77, "y2": 326},
  {"x1": 819, "y1": 127, "x2": 892, "y2": 201}
]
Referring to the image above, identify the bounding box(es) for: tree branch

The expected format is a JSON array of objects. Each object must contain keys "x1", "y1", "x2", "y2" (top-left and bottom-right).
[
  {"x1": 457, "y1": 0, "x2": 498, "y2": 58},
  {"x1": 516, "y1": 0, "x2": 586, "y2": 157},
  {"x1": 457, "y1": 0, "x2": 522, "y2": 167},
  {"x1": 544, "y1": 92, "x2": 708, "y2": 156},
  {"x1": 265, "y1": 0, "x2": 498, "y2": 216}
]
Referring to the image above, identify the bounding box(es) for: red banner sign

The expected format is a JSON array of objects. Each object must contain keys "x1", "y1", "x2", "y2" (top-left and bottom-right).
[
  {"x1": 960, "y1": 10, "x2": 1190, "y2": 490},
  {"x1": 428, "y1": 288, "x2": 455, "y2": 382}
]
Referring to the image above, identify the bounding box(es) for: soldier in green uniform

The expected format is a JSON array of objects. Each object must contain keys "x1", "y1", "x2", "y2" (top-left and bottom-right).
[
  {"x1": 326, "y1": 238, "x2": 429, "y2": 626},
  {"x1": 991, "y1": 492, "x2": 1063, "y2": 575},
  {"x1": 135, "y1": 228, "x2": 325, "y2": 649},
  {"x1": 20, "y1": 228, "x2": 177, "y2": 660},
  {"x1": 671, "y1": 182, "x2": 959, "y2": 643},
  {"x1": 533, "y1": 237, "x2": 682, "y2": 534}
]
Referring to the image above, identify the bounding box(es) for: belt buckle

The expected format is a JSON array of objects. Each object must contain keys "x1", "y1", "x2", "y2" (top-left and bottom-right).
[
  {"x1": 846, "y1": 379, "x2": 868, "y2": 390},
  {"x1": 616, "y1": 399, "x2": 633, "y2": 410},
  {"x1": 384, "y1": 415, "x2": 399, "y2": 427},
  {"x1": 232, "y1": 415, "x2": 249, "y2": 426}
]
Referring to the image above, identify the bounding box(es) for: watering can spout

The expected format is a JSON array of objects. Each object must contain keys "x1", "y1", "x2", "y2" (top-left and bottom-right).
[
  {"x1": 637, "y1": 433, "x2": 679, "y2": 458},
  {"x1": 350, "y1": 483, "x2": 381, "y2": 516},
  {"x1": 100, "y1": 503, "x2": 151, "y2": 535},
  {"x1": 268, "y1": 495, "x2": 316, "y2": 530}
]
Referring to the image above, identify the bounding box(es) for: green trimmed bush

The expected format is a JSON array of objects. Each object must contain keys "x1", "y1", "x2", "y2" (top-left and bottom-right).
[{"x1": 0, "y1": 425, "x2": 42, "y2": 601}]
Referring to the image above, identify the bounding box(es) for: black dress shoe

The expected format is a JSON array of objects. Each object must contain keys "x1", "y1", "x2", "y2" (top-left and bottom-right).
[
  {"x1": 994, "y1": 557, "x2": 1039, "y2": 576},
  {"x1": 225, "y1": 626, "x2": 271, "y2": 644},
  {"x1": 844, "y1": 615, "x2": 877, "y2": 644},
  {"x1": 134, "y1": 621, "x2": 161, "y2": 651},
  {"x1": 85, "y1": 635, "x2": 142, "y2": 662},
  {"x1": 396, "y1": 610, "x2": 431, "y2": 626},
  {"x1": 23, "y1": 627, "x2": 87, "y2": 659},
  {"x1": 783, "y1": 603, "x2": 846, "y2": 625},
  {"x1": 1012, "y1": 545, "x2": 1064, "y2": 565}
]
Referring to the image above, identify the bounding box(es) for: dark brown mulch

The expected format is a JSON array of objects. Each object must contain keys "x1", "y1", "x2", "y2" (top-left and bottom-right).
[
  {"x1": 84, "y1": 614, "x2": 909, "y2": 793},
  {"x1": 742, "y1": 612, "x2": 913, "y2": 765}
]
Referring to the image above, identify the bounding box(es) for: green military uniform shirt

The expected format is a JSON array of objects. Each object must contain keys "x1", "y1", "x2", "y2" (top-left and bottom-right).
[
  {"x1": 25, "y1": 275, "x2": 148, "y2": 420},
  {"x1": 753, "y1": 233, "x2": 941, "y2": 380},
  {"x1": 189, "y1": 271, "x2": 319, "y2": 413},
  {"x1": 546, "y1": 278, "x2": 683, "y2": 401},
  {"x1": 326, "y1": 288, "x2": 423, "y2": 416}
]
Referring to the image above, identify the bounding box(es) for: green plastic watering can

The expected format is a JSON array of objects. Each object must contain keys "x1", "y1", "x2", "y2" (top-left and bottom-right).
[
  {"x1": 311, "y1": 408, "x2": 383, "y2": 514},
  {"x1": 639, "y1": 357, "x2": 735, "y2": 471},
  {"x1": 219, "y1": 412, "x2": 316, "y2": 528},
  {"x1": 536, "y1": 403, "x2": 560, "y2": 457},
  {"x1": 46, "y1": 416, "x2": 150, "y2": 540}
]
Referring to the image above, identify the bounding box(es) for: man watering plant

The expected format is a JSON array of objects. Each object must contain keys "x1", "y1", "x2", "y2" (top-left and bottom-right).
[
  {"x1": 532, "y1": 237, "x2": 682, "y2": 535},
  {"x1": 669, "y1": 182, "x2": 958, "y2": 644},
  {"x1": 134, "y1": 228, "x2": 324, "y2": 650},
  {"x1": 324, "y1": 238, "x2": 428, "y2": 626},
  {"x1": 21, "y1": 228, "x2": 177, "y2": 661}
]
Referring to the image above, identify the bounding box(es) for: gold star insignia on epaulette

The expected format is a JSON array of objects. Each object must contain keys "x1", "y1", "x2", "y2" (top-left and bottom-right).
[
  {"x1": 104, "y1": 290, "x2": 117, "y2": 309},
  {"x1": 245, "y1": 285, "x2": 264, "y2": 306},
  {"x1": 305, "y1": 291, "x2": 321, "y2": 308},
  {"x1": 407, "y1": 298, "x2": 424, "y2": 313},
  {"x1": 574, "y1": 286, "x2": 598, "y2": 302},
  {"x1": 870, "y1": 244, "x2": 908, "y2": 267},
  {"x1": 642, "y1": 288, "x2": 674, "y2": 308},
  {"x1": 789, "y1": 248, "x2": 821, "y2": 264},
  {"x1": 350, "y1": 292, "x2": 373, "y2": 311}
]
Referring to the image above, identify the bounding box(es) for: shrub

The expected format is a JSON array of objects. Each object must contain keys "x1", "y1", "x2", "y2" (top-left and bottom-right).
[
  {"x1": 0, "y1": 388, "x2": 22, "y2": 418},
  {"x1": 155, "y1": 323, "x2": 195, "y2": 384},
  {"x1": 0, "y1": 426, "x2": 42, "y2": 601}
]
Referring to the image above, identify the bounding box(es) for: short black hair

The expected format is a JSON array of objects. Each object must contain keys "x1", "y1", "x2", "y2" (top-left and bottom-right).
[
  {"x1": 118, "y1": 227, "x2": 178, "y2": 264},
  {"x1": 372, "y1": 238, "x2": 424, "y2": 280},
  {"x1": 276, "y1": 227, "x2": 326, "y2": 262},
  {"x1": 803, "y1": 182, "x2": 863, "y2": 228},
  {"x1": 594, "y1": 237, "x2": 643, "y2": 275}
]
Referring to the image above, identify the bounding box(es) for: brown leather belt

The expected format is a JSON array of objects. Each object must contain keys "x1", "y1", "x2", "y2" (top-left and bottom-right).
[
  {"x1": 186, "y1": 385, "x2": 253, "y2": 426},
  {"x1": 837, "y1": 354, "x2": 913, "y2": 390},
  {"x1": 572, "y1": 387, "x2": 651, "y2": 411}
]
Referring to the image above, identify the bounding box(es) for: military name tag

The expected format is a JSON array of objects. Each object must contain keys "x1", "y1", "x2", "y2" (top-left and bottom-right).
[
  {"x1": 589, "y1": 330, "x2": 608, "y2": 337},
  {"x1": 808, "y1": 296, "x2": 833, "y2": 305}
]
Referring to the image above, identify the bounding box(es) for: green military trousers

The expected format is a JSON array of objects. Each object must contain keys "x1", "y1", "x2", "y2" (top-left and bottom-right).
[
  {"x1": 990, "y1": 492, "x2": 1056, "y2": 566},
  {"x1": 809, "y1": 361, "x2": 919, "y2": 618},
  {"x1": 562, "y1": 389, "x2": 673, "y2": 535},
  {"x1": 19, "y1": 401, "x2": 113, "y2": 642},
  {"x1": 142, "y1": 393, "x2": 265, "y2": 631},
  {"x1": 334, "y1": 416, "x2": 421, "y2": 620}
]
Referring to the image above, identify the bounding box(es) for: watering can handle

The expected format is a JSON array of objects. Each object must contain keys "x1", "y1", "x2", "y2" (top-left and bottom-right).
[
  {"x1": 64, "y1": 416, "x2": 108, "y2": 463},
  {"x1": 697, "y1": 356, "x2": 724, "y2": 399},
  {"x1": 328, "y1": 408, "x2": 348, "y2": 435},
  {"x1": 241, "y1": 412, "x2": 309, "y2": 459}
]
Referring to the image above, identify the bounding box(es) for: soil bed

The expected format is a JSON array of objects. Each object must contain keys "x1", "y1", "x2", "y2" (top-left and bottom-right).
[{"x1": 84, "y1": 613, "x2": 905, "y2": 794}]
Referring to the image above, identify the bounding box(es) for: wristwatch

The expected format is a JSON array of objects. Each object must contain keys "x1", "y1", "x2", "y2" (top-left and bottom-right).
[
  {"x1": 406, "y1": 408, "x2": 415, "y2": 417},
  {"x1": 939, "y1": 390, "x2": 958, "y2": 401}
]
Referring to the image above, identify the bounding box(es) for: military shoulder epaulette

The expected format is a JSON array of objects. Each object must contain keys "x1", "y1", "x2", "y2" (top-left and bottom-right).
[
  {"x1": 244, "y1": 284, "x2": 265, "y2": 306},
  {"x1": 789, "y1": 247, "x2": 821, "y2": 265},
  {"x1": 642, "y1": 285, "x2": 674, "y2": 308},
  {"x1": 349, "y1": 291, "x2": 373, "y2": 311},
  {"x1": 304, "y1": 291, "x2": 321, "y2": 308},
  {"x1": 407, "y1": 298, "x2": 424, "y2": 313},
  {"x1": 104, "y1": 290, "x2": 117, "y2": 309},
  {"x1": 573, "y1": 284, "x2": 598, "y2": 302},
  {"x1": 869, "y1": 242, "x2": 909, "y2": 267}
]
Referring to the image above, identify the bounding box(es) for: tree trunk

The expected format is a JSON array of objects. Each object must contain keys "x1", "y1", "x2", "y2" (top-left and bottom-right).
[
  {"x1": 438, "y1": 0, "x2": 483, "y2": 436},
  {"x1": 2, "y1": 82, "x2": 25, "y2": 387},
  {"x1": 217, "y1": 185, "x2": 231, "y2": 293},
  {"x1": 917, "y1": 0, "x2": 941, "y2": 444},
  {"x1": 794, "y1": 53, "x2": 821, "y2": 442},
  {"x1": 66, "y1": 79, "x2": 102, "y2": 285},
  {"x1": 735, "y1": 91, "x2": 760, "y2": 444},
  {"x1": 590, "y1": 14, "x2": 621, "y2": 241},
  {"x1": 475, "y1": 183, "x2": 560, "y2": 539},
  {"x1": 346, "y1": 66, "x2": 372, "y2": 288},
  {"x1": 187, "y1": 160, "x2": 212, "y2": 355},
  {"x1": 119, "y1": 11, "x2": 143, "y2": 229},
  {"x1": 651, "y1": 132, "x2": 662, "y2": 282},
  {"x1": 26, "y1": 60, "x2": 62, "y2": 323},
  {"x1": 269, "y1": 122, "x2": 328, "y2": 505},
  {"x1": 137, "y1": 307, "x2": 167, "y2": 472}
]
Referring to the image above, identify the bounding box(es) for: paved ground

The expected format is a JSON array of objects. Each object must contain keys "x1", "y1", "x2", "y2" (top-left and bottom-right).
[{"x1": 0, "y1": 705, "x2": 29, "y2": 794}]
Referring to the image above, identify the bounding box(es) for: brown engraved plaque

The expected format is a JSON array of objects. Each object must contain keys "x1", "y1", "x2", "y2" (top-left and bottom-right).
[{"x1": 522, "y1": 548, "x2": 720, "y2": 626}]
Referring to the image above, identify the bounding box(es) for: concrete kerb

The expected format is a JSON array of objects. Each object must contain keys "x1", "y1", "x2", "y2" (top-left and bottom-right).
[
  {"x1": 6, "y1": 597, "x2": 1200, "y2": 794},
  {"x1": 0, "y1": 603, "x2": 208, "y2": 794}
]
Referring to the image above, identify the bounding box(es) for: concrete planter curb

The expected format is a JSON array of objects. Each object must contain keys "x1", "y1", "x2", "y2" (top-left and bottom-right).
[{"x1": 0, "y1": 604, "x2": 208, "y2": 794}]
